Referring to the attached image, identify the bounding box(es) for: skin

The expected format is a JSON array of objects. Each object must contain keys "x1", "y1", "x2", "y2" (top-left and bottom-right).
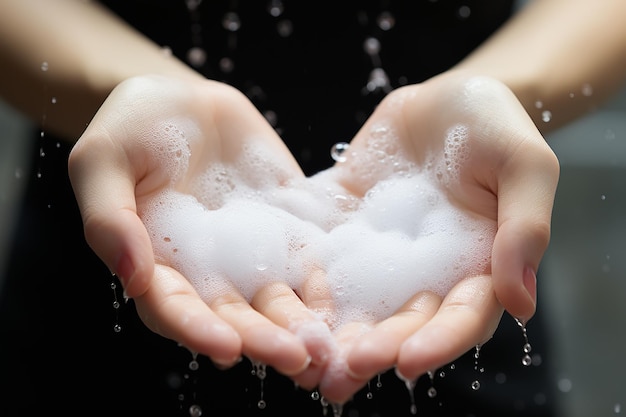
[
  {"x1": 1, "y1": 0, "x2": 625, "y2": 407},
  {"x1": 68, "y1": 72, "x2": 557, "y2": 403}
]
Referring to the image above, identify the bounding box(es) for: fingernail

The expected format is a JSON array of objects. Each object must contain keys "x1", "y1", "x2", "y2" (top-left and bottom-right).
[
  {"x1": 295, "y1": 355, "x2": 313, "y2": 374},
  {"x1": 523, "y1": 266, "x2": 537, "y2": 307},
  {"x1": 213, "y1": 356, "x2": 242, "y2": 370},
  {"x1": 115, "y1": 252, "x2": 135, "y2": 290}
]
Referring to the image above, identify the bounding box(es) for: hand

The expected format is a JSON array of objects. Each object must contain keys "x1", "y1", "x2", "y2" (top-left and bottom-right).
[
  {"x1": 314, "y1": 70, "x2": 559, "y2": 403},
  {"x1": 68, "y1": 75, "x2": 330, "y2": 376}
]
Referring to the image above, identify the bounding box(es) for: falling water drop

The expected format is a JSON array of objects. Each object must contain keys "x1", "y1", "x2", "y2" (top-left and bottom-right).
[
  {"x1": 331, "y1": 142, "x2": 350, "y2": 162},
  {"x1": 471, "y1": 380, "x2": 481, "y2": 391},
  {"x1": 187, "y1": 47, "x2": 207, "y2": 67},
  {"x1": 515, "y1": 318, "x2": 534, "y2": 366},
  {"x1": 189, "y1": 404, "x2": 202, "y2": 417},
  {"x1": 541, "y1": 110, "x2": 552, "y2": 123},
  {"x1": 403, "y1": 378, "x2": 418, "y2": 415},
  {"x1": 110, "y1": 280, "x2": 122, "y2": 333},
  {"x1": 276, "y1": 19, "x2": 293, "y2": 37},
  {"x1": 267, "y1": 0, "x2": 284, "y2": 17},
  {"x1": 251, "y1": 361, "x2": 267, "y2": 409},
  {"x1": 376, "y1": 374, "x2": 383, "y2": 388},
  {"x1": 331, "y1": 403, "x2": 343, "y2": 417},
  {"x1": 376, "y1": 11, "x2": 396, "y2": 30},
  {"x1": 41, "y1": 61, "x2": 49, "y2": 72},
  {"x1": 363, "y1": 37, "x2": 381, "y2": 56},
  {"x1": 457, "y1": 5, "x2": 471, "y2": 19},
  {"x1": 222, "y1": 12, "x2": 241, "y2": 32}
]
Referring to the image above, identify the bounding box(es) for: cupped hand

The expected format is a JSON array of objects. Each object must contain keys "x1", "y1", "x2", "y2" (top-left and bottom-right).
[
  {"x1": 68, "y1": 75, "x2": 326, "y2": 375},
  {"x1": 68, "y1": 71, "x2": 559, "y2": 407},
  {"x1": 314, "y1": 70, "x2": 559, "y2": 403}
]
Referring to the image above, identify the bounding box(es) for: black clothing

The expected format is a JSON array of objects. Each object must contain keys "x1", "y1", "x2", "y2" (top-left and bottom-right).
[{"x1": 0, "y1": 1, "x2": 557, "y2": 416}]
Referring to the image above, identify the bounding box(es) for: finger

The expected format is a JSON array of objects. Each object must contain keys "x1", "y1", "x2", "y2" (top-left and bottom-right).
[
  {"x1": 251, "y1": 281, "x2": 335, "y2": 369},
  {"x1": 493, "y1": 136, "x2": 559, "y2": 322},
  {"x1": 396, "y1": 275, "x2": 503, "y2": 381},
  {"x1": 133, "y1": 264, "x2": 242, "y2": 368},
  {"x1": 69, "y1": 134, "x2": 154, "y2": 298},
  {"x1": 211, "y1": 287, "x2": 311, "y2": 377},
  {"x1": 345, "y1": 291, "x2": 442, "y2": 380},
  {"x1": 317, "y1": 321, "x2": 374, "y2": 405}
]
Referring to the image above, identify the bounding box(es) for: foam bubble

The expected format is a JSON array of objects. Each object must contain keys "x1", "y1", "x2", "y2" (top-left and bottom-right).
[{"x1": 138, "y1": 122, "x2": 496, "y2": 331}]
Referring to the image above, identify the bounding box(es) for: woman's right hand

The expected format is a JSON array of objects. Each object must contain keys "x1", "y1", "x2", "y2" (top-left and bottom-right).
[{"x1": 68, "y1": 75, "x2": 327, "y2": 377}]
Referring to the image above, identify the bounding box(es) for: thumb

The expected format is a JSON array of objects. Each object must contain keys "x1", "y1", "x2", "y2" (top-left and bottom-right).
[
  {"x1": 68, "y1": 134, "x2": 154, "y2": 298},
  {"x1": 492, "y1": 140, "x2": 559, "y2": 323}
]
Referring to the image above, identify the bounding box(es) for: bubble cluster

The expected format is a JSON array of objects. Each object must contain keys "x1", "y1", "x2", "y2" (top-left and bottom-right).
[{"x1": 138, "y1": 120, "x2": 495, "y2": 330}]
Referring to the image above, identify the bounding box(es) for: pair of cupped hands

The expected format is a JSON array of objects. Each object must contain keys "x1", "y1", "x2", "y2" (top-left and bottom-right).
[{"x1": 67, "y1": 70, "x2": 558, "y2": 404}]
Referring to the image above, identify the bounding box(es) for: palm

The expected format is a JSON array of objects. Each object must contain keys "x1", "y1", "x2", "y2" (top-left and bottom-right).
[
  {"x1": 69, "y1": 72, "x2": 558, "y2": 406},
  {"x1": 312, "y1": 72, "x2": 557, "y2": 402}
]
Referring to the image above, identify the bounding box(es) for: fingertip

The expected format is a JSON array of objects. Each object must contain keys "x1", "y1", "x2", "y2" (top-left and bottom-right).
[
  {"x1": 345, "y1": 337, "x2": 384, "y2": 380},
  {"x1": 495, "y1": 265, "x2": 537, "y2": 323}
]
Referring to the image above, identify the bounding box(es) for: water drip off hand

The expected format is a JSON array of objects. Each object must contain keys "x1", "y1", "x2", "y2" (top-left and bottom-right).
[{"x1": 68, "y1": 71, "x2": 559, "y2": 405}]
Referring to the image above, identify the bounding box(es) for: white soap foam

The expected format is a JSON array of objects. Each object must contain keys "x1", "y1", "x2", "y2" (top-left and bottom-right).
[{"x1": 138, "y1": 120, "x2": 496, "y2": 331}]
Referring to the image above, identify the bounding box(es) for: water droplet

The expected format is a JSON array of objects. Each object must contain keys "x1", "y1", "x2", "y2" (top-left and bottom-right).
[
  {"x1": 113, "y1": 323, "x2": 122, "y2": 333},
  {"x1": 331, "y1": 403, "x2": 343, "y2": 417},
  {"x1": 365, "y1": 68, "x2": 391, "y2": 93},
  {"x1": 276, "y1": 19, "x2": 293, "y2": 37},
  {"x1": 427, "y1": 387, "x2": 437, "y2": 398},
  {"x1": 542, "y1": 110, "x2": 552, "y2": 123},
  {"x1": 112, "y1": 300, "x2": 120, "y2": 309},
  {"x1": 311, "y1": 391, "x2": 320, "y2": 401},
  {"x1": 189, "y1": 360, "x2": 199, "y2": 371},
  {"x1": 267, "y1": 0, "x2": 284, "y2": 17},
  {"x1": 376, "y1": 11, "x2": 395, "y2": 30},
  {"x1": 522, "y1": 354, "x2": 532, "y2": 366},
  {"x1": 535, "y1": 100, "x2": 543, "y2": 109},
  {"x1": 471, "y1": 380, "x2": 481, "y2": 390},
  {"x1": 222, "y1": 12, "x2": 241, "y2": 32},
  {"x1": 457, "y1": 5, "x2": 471, "y2": 19},
  {"x1": 189, "y1": 404, "x2": 202, "y2": 417},
  {"x1": 582, "y1": 83, "x2": 594, "y2": 97},
  {"x1": 363, "y1": 37, "x2": 381, "y2": 56},
  {"x1": 257, "y1": 400, "x2": 266, "y2": 409},
  {"x1": 601, "y1": 194, "x2": 607, "y2": 201},
  {"x1": 557, "y1": 377, "x2": 572, "y2": 393},
  {"x1": 615, "y1": 403, "x2": 621, "y2": 413},
  {"x1": 331, "y1": 142, "x2": 350, "y2": 162},
  {"x1": 219, "y1": 57, "x2": 234, "y2": 73},
  {"x1": 41, "y1": 61, "x2": 49, "y2": 72},
  {"x1": 523, "y1": 343, "x2": 532, "y2": 353},
  {"x1": 51, "y1": 97, "x2": 57, "y2": 104},
  {"x1": 185, "y1": 0, "x2": 201, "y2": 12},
  {"x1": 187, "y1": 47, "x2": 207, "y2": 67}
]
